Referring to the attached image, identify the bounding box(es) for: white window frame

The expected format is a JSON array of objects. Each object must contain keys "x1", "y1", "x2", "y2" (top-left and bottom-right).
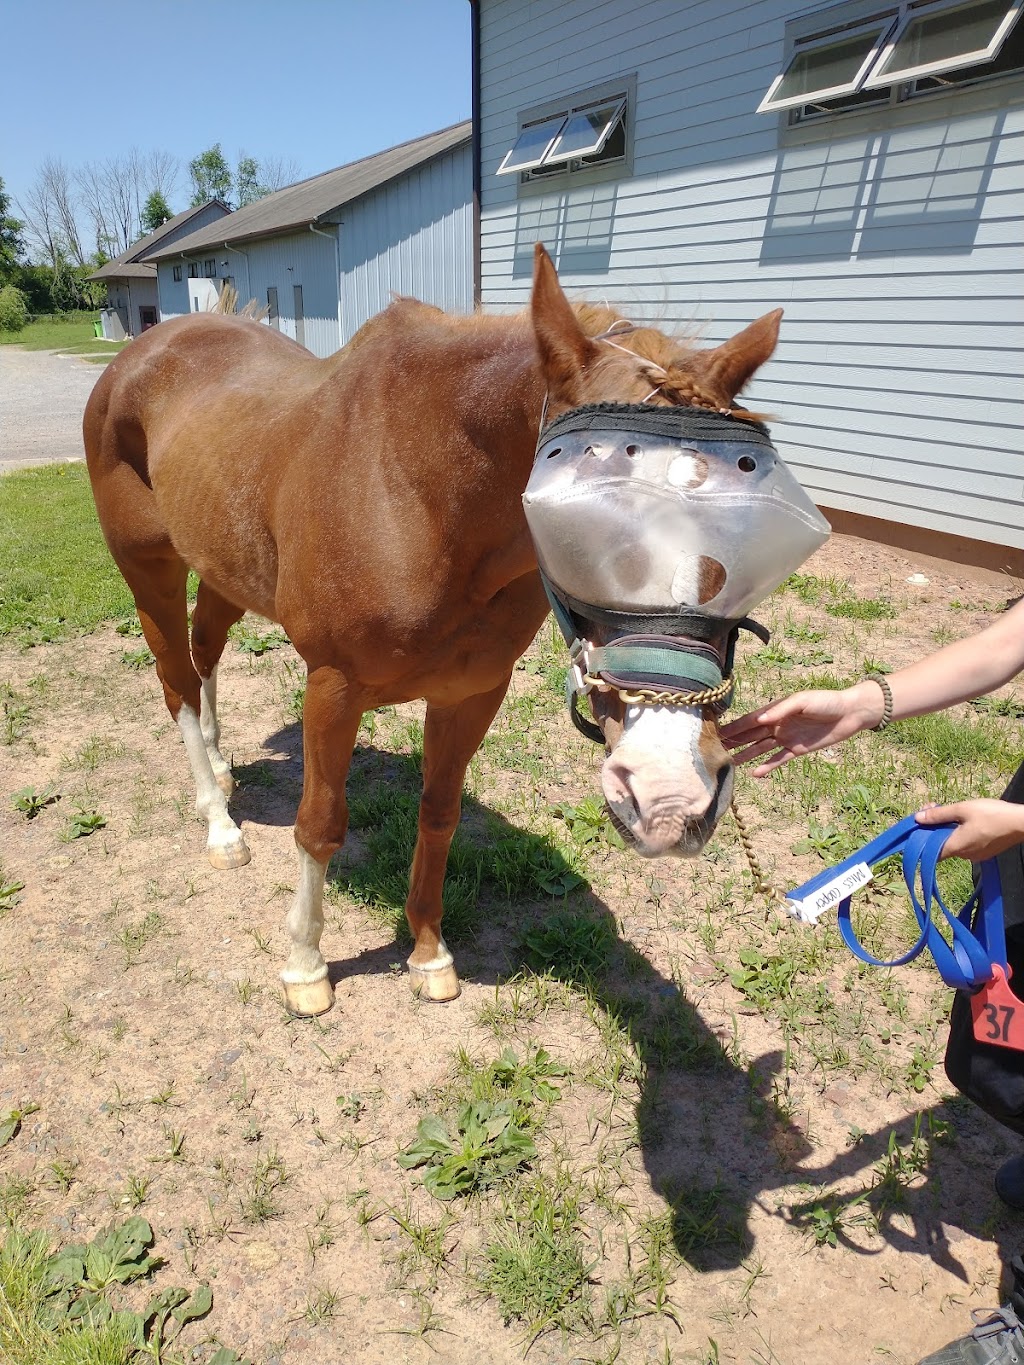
[
  {"x1": 864, "y1": 0, "x2": 1023, "y2": 85},
  {"x1": 759, "y1": 0, "x2": 1022, "y2": 118},
  {"x1": 757, "y1": 15, "x2": 898, "y2": 113},
  {"x1": 544, "y1": 98, "x2": 627, "y2": 167},
  {"x1": 497, "y1": 75, "x2": 635, "y2": 188},
  {"x1": 496, "y1": 114, "x2": 570, "y2": 175}
]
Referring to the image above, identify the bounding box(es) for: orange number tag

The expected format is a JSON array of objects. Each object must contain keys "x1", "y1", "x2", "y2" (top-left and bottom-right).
[{"x1": 971, "y1": 964, "x2": 1024, "y2": 1051}]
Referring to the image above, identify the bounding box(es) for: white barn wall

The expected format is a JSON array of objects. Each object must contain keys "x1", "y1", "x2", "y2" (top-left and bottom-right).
[
  {"x1": 478, "y1": 0, "x2": 1024, "y2": 550},
  {"x1": 335, "y1": 142, "x2": 473, "y2": 342},
  {"x1": 230, "y1": 230, "x2": 339, "y2": 356},
  {"x1": 151, "y1": 202, "x2": 233, "y2": 323}
]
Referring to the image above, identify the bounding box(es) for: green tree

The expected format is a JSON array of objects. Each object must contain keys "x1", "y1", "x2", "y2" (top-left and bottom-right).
[
  {"x1": 0, "y1": 177, "x2": 26, "y2": 280},
  {"x1": 188, "y1": 144, "x2": 232, "y2": 207},
  {"x1": 140, "y1": 189, "x2": 172, "y2": 234},
  {"x1": 0, "y1": 283, "x2": 29, "y2": 332},
  {"x1": 235, "y1": 155, "x2": 269, "y2": 208},
  {"x1": 49, "y1": 254, "x2": 83, "y2": 311}
]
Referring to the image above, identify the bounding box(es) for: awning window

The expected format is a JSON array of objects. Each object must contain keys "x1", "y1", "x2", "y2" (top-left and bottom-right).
[
  {"x1": 757, "y1": 17, "x2": 897, "y2": 112},
  {"x1": 497, "y1": 95, "x2": 627, "y2": 175},
  {"x1": 496, "y1": 115, "x2": 568, "y2": 175},
  {"x1": 864, "y1": 0, "x2": 1023, "y2": 85},
  {"x1": 758, "y1": 0, "x2": 1023, "y2": 115},
  {"x1": 543, "y1": 100, "x2": 626, "y2": 167}
]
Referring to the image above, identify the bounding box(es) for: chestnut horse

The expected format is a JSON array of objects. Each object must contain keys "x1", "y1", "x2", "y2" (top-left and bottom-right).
[{"x1": 84, "y1": 245, "x2": 781, "y2": 1016}]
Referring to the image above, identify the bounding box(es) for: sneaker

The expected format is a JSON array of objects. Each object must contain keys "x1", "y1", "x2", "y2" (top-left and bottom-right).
[
  {"x1": 918, "y1": 1306, "x2": 1024, "y2": 1364},
  {"x1": 996, "y1": 1156, "x2": 1024, "y2": 1211}
]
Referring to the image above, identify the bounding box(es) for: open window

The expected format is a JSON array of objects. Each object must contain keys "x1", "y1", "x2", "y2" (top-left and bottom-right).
[
  {"x1": 497, "y1": 85, "x2": 629, "y2": 180},
  {"x1": 759, "y1": 0, "x2": 1023, "y2": 120},
  {"x1": 865, "y1": 0, "x2": 1023, "y2": 85},
  {"x1": 758, "y1": 15, "x2": 897, "y2": 112}
]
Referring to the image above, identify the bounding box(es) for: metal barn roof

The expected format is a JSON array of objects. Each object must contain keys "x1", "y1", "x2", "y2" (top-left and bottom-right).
[
  {"x1": 88, "y1": 200, "x2": 232, "y2": 280},
  {"x1": 148, "y1": 121, "x2": 472, "y2": 259}
]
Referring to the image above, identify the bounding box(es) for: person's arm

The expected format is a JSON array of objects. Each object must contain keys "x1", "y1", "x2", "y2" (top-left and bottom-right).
[{"x1": 722, "y1": 597, "x2": 1024, "y2": 776}]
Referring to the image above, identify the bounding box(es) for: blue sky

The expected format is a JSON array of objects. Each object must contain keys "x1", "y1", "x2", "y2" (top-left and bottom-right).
[{"x1": 3, "y1": 0, "x2": 471, "y2": 217}]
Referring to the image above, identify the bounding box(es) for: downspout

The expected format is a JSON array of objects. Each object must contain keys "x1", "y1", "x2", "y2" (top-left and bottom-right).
[
  {"x1": 223, "y1": 242, "x2": 252, "y2": 310},
  {"x1": 309, "y1": 221, "x2": 342, "y2": 352},
  {"x1": 470, "y1": 0, "x2": 482, "y2": 308}
]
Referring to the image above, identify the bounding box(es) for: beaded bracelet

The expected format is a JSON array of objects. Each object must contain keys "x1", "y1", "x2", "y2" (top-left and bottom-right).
[{"x1": 863, "y1": 673, "x2": 894, "y2": 732}]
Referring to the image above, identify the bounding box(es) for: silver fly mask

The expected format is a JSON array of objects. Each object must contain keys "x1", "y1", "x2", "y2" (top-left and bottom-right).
[{"x1": 523, "y1": 404, "x2": 829, "y2": 626}]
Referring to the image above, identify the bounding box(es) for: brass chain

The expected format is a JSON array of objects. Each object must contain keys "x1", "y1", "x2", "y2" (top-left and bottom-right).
[
  {"x1": 580, "y1": 669, "x2": 789, "y2": 912},
  {"x1": 582, "y1": 673, "x2": 734, "y2": 708},
  {"x1": 729, "y1": 798, "x2": 791, "y2": 910}
]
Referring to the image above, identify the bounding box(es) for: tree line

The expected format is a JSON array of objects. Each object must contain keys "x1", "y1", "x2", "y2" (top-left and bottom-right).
[{"x1": 0, "y1": 144, "x2": 300, "y2": 323}]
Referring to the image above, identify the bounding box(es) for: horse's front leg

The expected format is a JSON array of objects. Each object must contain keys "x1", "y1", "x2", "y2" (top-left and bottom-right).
[
  {"x1": 190, "y1": 581, "x2": 245, "y2": 797},
  {"x1": 406, "y1": 676, "x2": 512, "y2": 1001},
  {"x1": 282, "y1": 665, "x2": 363, "y2": 1017}
]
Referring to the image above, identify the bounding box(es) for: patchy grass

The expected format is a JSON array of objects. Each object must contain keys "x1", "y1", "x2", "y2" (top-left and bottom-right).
[
  {"x1": 0, "y1": 464, "x2": 135, "y2": 643},
  {"x1": 2, "y1": 465, "x2": 1022, "y2": 1361}
]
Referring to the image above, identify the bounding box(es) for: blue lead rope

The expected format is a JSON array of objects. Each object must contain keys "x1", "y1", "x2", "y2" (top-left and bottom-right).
[{"x1": 786, "y1": 814, "x2": 1006, "y2": 992}]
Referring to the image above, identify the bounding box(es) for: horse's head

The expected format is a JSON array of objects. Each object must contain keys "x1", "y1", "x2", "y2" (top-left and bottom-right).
[{"x1": 525, "y1": 245, "x2": 829, "y2": 859}]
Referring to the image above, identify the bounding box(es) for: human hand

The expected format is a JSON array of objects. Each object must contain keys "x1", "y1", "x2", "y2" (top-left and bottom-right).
[
  {"x1": 720, "y1": 681, "x2": 885, "y2": 776},
  {"x1": 916, "y1": 799, "x2": 1024, "y2": 862}
]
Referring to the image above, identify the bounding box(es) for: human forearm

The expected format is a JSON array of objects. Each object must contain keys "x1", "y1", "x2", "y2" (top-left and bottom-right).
[{"x1": 882, "y1": 598, "x2": 1024, "y2": 720}]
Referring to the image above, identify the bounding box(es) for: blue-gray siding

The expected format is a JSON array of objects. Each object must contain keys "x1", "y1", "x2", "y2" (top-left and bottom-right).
[
  {"x1": 158, "y1": 142, "x2": 473, "y2": 358},
  {"x1": 478, "y1": 0, "x2": 1024, "y2": 549},
  {"x1": 334, "y1": 141, "x2": 473, "y2": 341}
]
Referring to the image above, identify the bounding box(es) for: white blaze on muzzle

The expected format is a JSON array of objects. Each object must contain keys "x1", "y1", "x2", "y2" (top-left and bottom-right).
[{"x1": 523, "y1": 404, "x2": 830, "y2": 624}]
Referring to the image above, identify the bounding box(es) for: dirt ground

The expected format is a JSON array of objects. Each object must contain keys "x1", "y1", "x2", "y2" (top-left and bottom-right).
[{"x1": 2, "y1": 531, "x2": 1024, "y2": 1365}]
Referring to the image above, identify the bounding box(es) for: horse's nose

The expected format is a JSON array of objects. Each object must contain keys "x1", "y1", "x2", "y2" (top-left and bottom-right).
[{"x1": 601, "y1": 754, "x2": 696, "y2": 858}]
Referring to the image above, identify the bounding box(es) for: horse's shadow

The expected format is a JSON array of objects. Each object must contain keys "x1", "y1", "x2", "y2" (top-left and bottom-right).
[{"x1": 235, "y1": 723, "x2": 1020, "y2": 1280}]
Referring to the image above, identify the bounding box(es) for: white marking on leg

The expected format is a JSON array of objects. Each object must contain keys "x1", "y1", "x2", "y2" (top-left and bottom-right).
[
  {"x1": 177, "y1": 703, "x2": 248, "y2": 861},
  {"x1": 282, "y1": 845, "x2": 329, "y2": 985},
  {"x1": 198, "y1": 666, "x2": 232, "y2": 788},
  {"x1": 410, "y1": 936, "x2": 453, "y2": 972}
]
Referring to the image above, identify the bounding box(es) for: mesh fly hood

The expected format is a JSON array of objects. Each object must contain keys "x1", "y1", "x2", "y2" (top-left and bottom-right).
[{"x1": 523, "y1": 404, "x2": 830, "y2": 623}]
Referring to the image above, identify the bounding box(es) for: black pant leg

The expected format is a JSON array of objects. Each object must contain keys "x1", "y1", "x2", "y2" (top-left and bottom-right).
[{"x1": 944, "y1": 759, "x2": 1024, "y2": 1136}]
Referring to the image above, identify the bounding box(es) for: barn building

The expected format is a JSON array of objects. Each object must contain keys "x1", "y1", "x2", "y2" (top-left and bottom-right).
[
  {"x1": 471, "y1": 0, "x2": 1024, "y2": 573},
  {"x1": 89, "y1": 200, "x2": 231, "y2": 340},
  {"x1": 147, "y1": 122, "x2": 473, "y2": 356}
]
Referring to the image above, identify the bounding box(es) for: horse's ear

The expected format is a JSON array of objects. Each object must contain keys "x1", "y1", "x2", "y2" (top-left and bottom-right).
[
  {"x1": 531, "y1": 243, "x2": 597, "y2": 406},
  {"x1": 699, "y1": 309, "x2": 783, "y2": 403}
]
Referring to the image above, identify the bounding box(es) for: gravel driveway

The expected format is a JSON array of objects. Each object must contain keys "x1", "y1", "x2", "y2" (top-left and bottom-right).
[{"x1": 0, "y1": 346, "x2": 105, "y2": 473}]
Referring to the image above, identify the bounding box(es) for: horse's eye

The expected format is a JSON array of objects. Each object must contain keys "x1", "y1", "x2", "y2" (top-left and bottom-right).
[
  {"x1": 737, "y1": 455, "x2": 756, "y2": 473},
  {"x1": 625, "y1": 444, "x2": 641, "y2": 457},
  {"x1": 546, "y1": 446, "x2": 562, "y2": 459}
]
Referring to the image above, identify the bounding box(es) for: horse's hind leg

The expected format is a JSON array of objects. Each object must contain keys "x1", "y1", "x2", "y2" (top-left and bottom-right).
[
  {"x1": 405, "y1": 677, "x2": 512, "y2": 1002},
  {"x1": 190, "y1": 582, "x2": 246, "y2": 797},
  {"x1": 126, "y1": 554, "x2": 251, "y2": 870}
]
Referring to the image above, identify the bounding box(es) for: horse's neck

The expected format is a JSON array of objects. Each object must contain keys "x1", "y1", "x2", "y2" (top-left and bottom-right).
[{"x1": 458, "y1": 317, "x2": 546, "y2": 468}]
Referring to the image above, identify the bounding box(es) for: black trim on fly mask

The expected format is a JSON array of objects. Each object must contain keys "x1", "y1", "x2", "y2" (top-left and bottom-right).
[{"x1": 538, "y1": 401, "x2": 774, "y2": 448}]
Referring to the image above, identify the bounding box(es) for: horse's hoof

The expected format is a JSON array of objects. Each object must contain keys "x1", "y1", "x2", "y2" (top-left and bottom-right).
[
  {"x1": 408, "y1": 961, "x2": 461, "y2": 1002},
  {"x1": 283, "y1": 976, "x2": 335, "y2": 1017},
  {"x1": 207, "y1": 839, "x2": 251, "y2": 870}
]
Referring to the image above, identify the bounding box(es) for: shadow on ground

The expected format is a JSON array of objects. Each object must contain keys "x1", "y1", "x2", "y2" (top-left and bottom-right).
[{"x1": 230, "y1": 721, "x2": 1019, "y2": 1279}]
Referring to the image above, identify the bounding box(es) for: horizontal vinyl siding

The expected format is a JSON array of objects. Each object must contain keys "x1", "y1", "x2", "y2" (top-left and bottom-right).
[
  {"x1": 337, "y1": 142, "x2": 472, "y2": 342},
  {"x1": 478, "y1": 0, "x2": 1024, "y2": 550}
]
